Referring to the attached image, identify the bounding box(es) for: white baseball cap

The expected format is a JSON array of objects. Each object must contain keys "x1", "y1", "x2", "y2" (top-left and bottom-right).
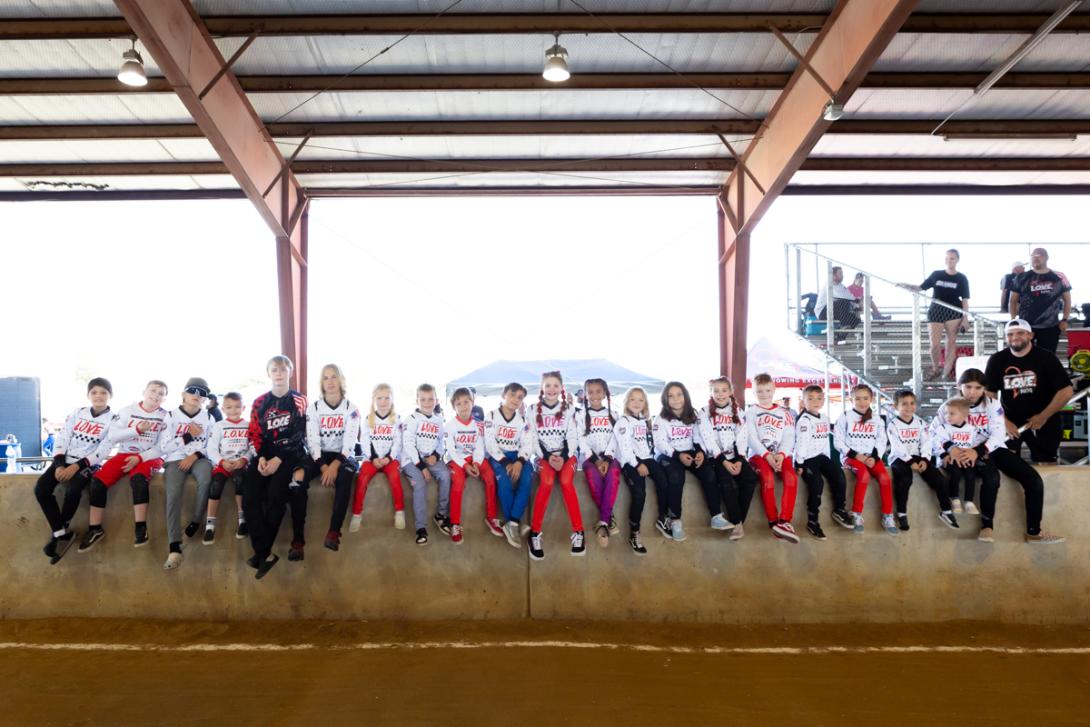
[{"x1": 1005, "y1": 318, "x2": 1033, "y2": 334}]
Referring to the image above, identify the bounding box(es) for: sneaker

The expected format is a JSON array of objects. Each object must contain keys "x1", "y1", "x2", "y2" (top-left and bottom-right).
[
  {"x1": 939, "y1": 511, "x2": 960, "y2": 530},
  {"x1": 416, "y1": 528, "x2": 429, "y2": 545},
  {"x1": 163, "y1": 551, "x2": 183, "y2": 570},
  {"x1": 709, "y1": 513, "x2": 734, "y2": 531},
  {"x1": 485, "y1": 517, "x2": 504, "y2": 538},
  {"x1": 184, "y1": 521, "x2": 200, "y2": 539},
  {"x1": 528, "y1": 531, "x2": 544, "y2": 561},
  {"x1": 1025, "y1": 531, "x2": 1065, "y2": 544},
  {"x1": 236, "y1": 520, "x2": 248, "y2": 539},
  {"x1": 978, "y1": 527, "x2": 994, "y2": 543},
  {"x1": 246, "y1": 554, "x2": 260, "y2": 569},
  {"x1": 951, "y1": 498, "x2": 964, "y2": 514},
  {"x1": 255, "y1": 554, "x2": 279, "y2": 580},
  {"x1": 629, "y1": 531, "x2": 647, "y2": 556},
  {"x1": 434, "y1": 514, "x2": 452, "y2": 536},
  {"x1": 349, "y1": 514, "x2": 362, "y2": 533},
  {"x1": 451, "y1": 524, "x2": 464, "y2": 544},
  {"x1": 78, "y1": 527, "x2": 104, "y2": 553},
  {"x1": 503, "y1": 521, "x2": 521, "y2": 548},
  {"x1": 852, "y1": 513, "x2": 864, "y2": 534},
  {"x1": 520, "y1": 524, "x2": 531, "y2": 538},
  {"x1": 43, "y1": 537, "x2": 59, "y2": 560},
  {"x1": 897, "y1": 514, "x2": 910, "y2": 532},
  {"x1": 881, "y1": 514, "x2": 899, "y2": 535},
  {"x1": 324, "y1": 530, "x2": 340, "y2": 551},
  {"x1": 570, "y1": 530, "x2": 586, "y2": 556},
  {"x1": 595, "y1": 522, "x2": 609, "y2": 548},
  {"x1": 771, "y1": 520, "x2": 800, "y2": 544},
  {"x1": 729, "y1": 523, "x2": 745, "y2": 541},
  {"x1": 288, "y1": 542, "x2": 304, "y2": 561},
  {"x1": 608, "y1": 516, "x2": 620, "y2": 535},
  {"x1": 669, "y1": 518, "x2": 687, "y2": 542},
  {"x1": 47, "y1": 532, "x2": 76, "y2": 565},
  {"x1": 394, "y1": 511, "x2": 406, "y2": 530},
  {"x1": 964, "y1": 501, "x2": 980, "y2": 516},
  {"x1": 202, "y1": 527, "x2": 215, "y2": 546},
  {"x1": 133, "y1": 522, "x2": 148, "y2": 548},
  {"x1": 655, "y1": 517, "x2": 673, "y2": 540},
  {"x1": 806, "y1": 520, "x2": 827, "y2": 541},
  {"x1": 832, "y1": 509, "x2": 854, "y2": 530}
]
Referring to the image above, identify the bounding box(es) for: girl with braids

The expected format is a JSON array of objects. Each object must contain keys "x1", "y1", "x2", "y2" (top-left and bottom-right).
[
  {"x1": 525, "y1": 371, "x2": 585, "y2": 560},
  {"x1": 834, "y1": 384, "x2": 897, "y2": 535},
  {"x1": 577, "y1": 378, "x2": 621, "y2": 548},
  {"x1": 350, "y1": 383, "x2": 406, "y2": 535},
  {"x1": 697, "y1": 377, "x2": 759, "y2": 542},
  {"x1": 652, "y1": 381, "x2": 716, "y2": 542},
  {"x1": 614, "y1": 387, "x2": 669, "y2": 555}
]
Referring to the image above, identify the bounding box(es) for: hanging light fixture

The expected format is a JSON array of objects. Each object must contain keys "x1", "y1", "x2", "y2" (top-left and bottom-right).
[
  {"x1": 542, "y1": 32, "x2": 570, "y2": 83},
  {"x1": 117, "y1": 39, "x2": 148, "y2": 87}
]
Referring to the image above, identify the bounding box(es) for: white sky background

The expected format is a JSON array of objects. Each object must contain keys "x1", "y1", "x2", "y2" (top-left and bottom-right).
[{"x1": 2, "y1": 194, "x2": 1087, "y2": 424}]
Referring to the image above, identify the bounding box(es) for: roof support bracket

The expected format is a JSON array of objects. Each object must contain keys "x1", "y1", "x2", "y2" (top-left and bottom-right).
[
  {"x1": 716, "y1": 132, "x2": 766, "y2": 195},
  {"x1": 263, "y1": 131, "x2": 313, "y2": 198},
  {"x1": 197, "y1": 30, "x2": 260, "y2": 100},
  {"x1": 768, "y1": 26, "x2": 838, "y2": 99}
]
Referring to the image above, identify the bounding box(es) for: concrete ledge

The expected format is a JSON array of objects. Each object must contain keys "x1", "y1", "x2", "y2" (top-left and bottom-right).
[{"x1": 2, "y1": 467, "x2": 1086, "y2": 623}]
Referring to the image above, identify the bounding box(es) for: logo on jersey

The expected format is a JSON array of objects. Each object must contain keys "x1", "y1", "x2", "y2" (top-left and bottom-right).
[
  {"x1": 74, "y1": 420, "x2": 104, "y2": 437},
  {"x1": 320, "y1": 416, "x2": 345, "y2": 430},
  {"x1": 1003, "y1": 368, "x2": 1037, "y2": 396}
]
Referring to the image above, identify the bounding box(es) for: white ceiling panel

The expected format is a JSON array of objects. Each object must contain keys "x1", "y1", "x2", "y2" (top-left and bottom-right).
[
  {"x1": 0, "y1": 94, "x2": 191, "y2": 124},
  {"x1": 846, "y1": 89, "x2": 1090, "y2": 120},
  {"x1": 791, "y1": 169, "x2": 1090, "y2": 186},
  {"x1": 812, "y1": 133, "x2": 1090, "y2": 158},
  {"x1": 296, "y1": 169, "x2": 726, "y2": 188}
]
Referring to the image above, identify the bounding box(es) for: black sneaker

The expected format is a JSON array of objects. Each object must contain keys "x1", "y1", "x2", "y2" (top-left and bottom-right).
[
  {"x1": 133, "y1": 522, "x2": 149, "y2": 548},
  {"x1": 255, "y1": 554, "x2": 279, "y2": 580},
  {"x1": 608, "y1": 516, "x2": 620, "y2": 535},
  {"x1": 184, "y1": 521, "x2": 200, "y2": 538},
  {"x1": 288, "y1": 542, "x2": 304, "y2": 561},
  {"x1": 236, "y1": 521, "x2": 248, "y2": 539},
  {"x1": 43, "y1": 537, "x2": 59, "y2": 559},
  {"x1": 246, "y1": 554, "x2": 260, "y2": 569},
  {"x1": 434, "y1": 514, "x2": 452, "y2": 536},
  {"x1": 832, "y1": 509, "x2": 854, "y2": 530},
  {"x1": 654, "y1": 517, "x2": 673, "y2": 540},
  {"x1": 324, "y1": 530, "x2": 340, "y2": 552},
  {"x1": 78, "y1": 527, "x2": 104, "y2": 553},
  {"x1": 629, "y1": 531, "x2": 647, "y2": 556},
  {"x1": 202, "y1": 527, "x2": 215, "y2": 545},
  {"x1": 50, "y1": 532, "x2": 76, "y2": 565},
  {"x1": 938, "y1": 511, "x2": 960, "y2": 530},
  {"x1": 897, "y1": 514, "x2": 910, "y2": 532},
  {"x1": 807, "y1": 520, "x2": 827, "y2": 540},
  {"x1": 415, "y1": 528, "x2": 429, "y2": 545},
  {"x1": 528, "y1": 531, "x2": 545, "y2": 561}
]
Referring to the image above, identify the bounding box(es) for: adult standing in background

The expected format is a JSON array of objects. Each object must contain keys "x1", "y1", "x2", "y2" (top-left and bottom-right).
[
  {"x1": 999, "y1": 261, "x2": 1025, "y2": 313},
  {"x1": 902, "y1": 248, "x2": 970, "y2": 381},
  {"x1": 1009, "y1": 247, "x2": 1072, "y2": 354},
  {"x1": 206, "y1": 394, "x2": 223, "y2": 423}
]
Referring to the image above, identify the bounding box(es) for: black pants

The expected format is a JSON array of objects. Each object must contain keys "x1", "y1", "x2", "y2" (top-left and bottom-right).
[
  {"x1": 708, "y1": 456, "x2": 758, "y2": 524},
  {"x1": 819, "y1": 298, "x2": 860, "y2": 330},
  {"x1": 987, "y1": 447, "x2": 1044, "y2": 535},
  {"x1": 304, "y1": 452, "x2": 358, "y2": 534},
  {"x1": 243, "y1": 455, "x2": 307, "y2": 560},
  {"x1": 944, "y1": 463, "x2": 980, "y2": 502},
  {"x1": 797, "y1": 454, "x2": 847, "y2": 518},
  {"x1": 1005, "y1": 416, "x2": 1062, "y2": 464},
  {"x1": 1032, "y1": 325, "x2": 1061, "y2": 354},
  {"x1": 622, "y1": 458, "x2": 669, "y2": 529},
  {"x1": 34, "y1": 462, "x2": 93, "y2": 534},
  {"x1": 891, "y1": 458, "x2": 952, "y2": 513},
  {"x1": 657, "y1": 452, "x2": 708, "y2": 519},
  {"x1": 209, "y1": 470, "x2": 245, "y2": 501}
]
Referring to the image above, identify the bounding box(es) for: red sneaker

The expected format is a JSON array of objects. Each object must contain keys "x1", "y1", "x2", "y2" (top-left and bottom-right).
[
  {"x1": 485, "y1": 517, "x2": 504, "y2": 537},
  {"x1": 451, "y1": 524, "x2": 464, "y2": 545}
]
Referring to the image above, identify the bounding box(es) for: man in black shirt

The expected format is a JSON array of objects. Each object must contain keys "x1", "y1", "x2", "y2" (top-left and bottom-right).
[
  {"x1": 1009, "y1": 247, "x2": 1072, "y2": 354},
  {"x1": 999, "y1": 261, "x2": 1024, "y2": 313}
]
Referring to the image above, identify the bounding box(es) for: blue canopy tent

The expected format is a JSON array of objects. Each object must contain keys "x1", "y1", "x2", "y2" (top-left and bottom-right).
[{"x1": 446, "y1": 359, "x2": 666, "y2": 399}]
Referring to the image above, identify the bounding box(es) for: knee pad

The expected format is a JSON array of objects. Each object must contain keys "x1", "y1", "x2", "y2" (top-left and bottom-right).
[
  {"x1": 232, "y1": 472, "x2": 245, "y2": 497},
  {"x1": 130, "y1": 474, "x2": 150, "y2": 505},
  {"x1": 209, "y1": 474, "x2": 226, "y2": 501},
  {"x1": 89, "y1": 480, "x2": 109, "y2": 508}
]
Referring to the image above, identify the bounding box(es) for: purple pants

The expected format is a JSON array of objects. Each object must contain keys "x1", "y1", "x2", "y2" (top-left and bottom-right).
[{"x1": 583, "y1": 458, "x2": 622, "y2": 524}]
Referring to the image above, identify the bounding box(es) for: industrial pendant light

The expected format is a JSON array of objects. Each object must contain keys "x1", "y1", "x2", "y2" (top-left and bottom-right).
[
  {"x1": 543, "y1": 32, "x2": 570, "y2": 83},
  {"x1": 117, "y1": 39, "x2": 148, "y2": 87}
]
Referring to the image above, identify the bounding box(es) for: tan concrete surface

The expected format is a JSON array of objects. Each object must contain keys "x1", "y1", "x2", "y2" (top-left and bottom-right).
[{"x1": 3, "y1": 467, "x2": 1087, "y2": 623}]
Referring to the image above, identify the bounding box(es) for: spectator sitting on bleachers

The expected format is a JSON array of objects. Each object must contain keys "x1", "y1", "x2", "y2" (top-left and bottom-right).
[
  {"x1": 815, "y1": 266, "x2": 860, "y2": 335},
  {"x1": 848, "y1": 273, "x2": 890, "y2": 321}
]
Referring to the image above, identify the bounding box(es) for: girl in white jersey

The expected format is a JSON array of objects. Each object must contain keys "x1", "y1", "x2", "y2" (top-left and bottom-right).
[
  {"x1": 577, "y1": 378, "x2": 622, "y2": 548},
  {"x1": 697, "y1": 377, "x2": 758, "y2": 542},
  {"x1": 614, "y1": 387, "x2": 668, "y2": 555},
  {"x1": 834, "y1": 384, "x2": 897, "y2": 535},
  {"x1": 351, "y1": 383, "x2": 406, "y2": 535},
  {"x1": 653, "y1": 381, "x2": 716, "y2": 542},
  {"x1": 745, "y1": 374, "x2": 800, "y2": 544}
]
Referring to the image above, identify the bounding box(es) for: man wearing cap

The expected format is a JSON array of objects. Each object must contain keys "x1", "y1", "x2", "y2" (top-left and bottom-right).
[
  {"x1": 1009, "y1": 247, "x2": 1072, "y2": 353},
  {"x1": 159, "y1": 377, "x2": 216, "y2": 570},
  {"x1": 999, "y1": 261, "x2": 1024, "y2": 314}
]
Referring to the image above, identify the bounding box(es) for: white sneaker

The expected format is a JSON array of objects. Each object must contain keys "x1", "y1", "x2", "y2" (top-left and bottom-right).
[
  {"x1": 670, "y1": 518, "x2": 687, "y2": 542},
  {"x1": 963, "y1": 501, "x2": 980, "y2": 516},
  {"x1": 349, "y1": 514, "x2": 362, "y2": 533},
  {"x1": 163, "y1": 551, "x2": 183, "y2": 570},
  {"x1": 394, "y1": 511, "x2": 406, "y2": 530},
  {"x1": 520, "y1": 524, "x2": 531, "y2": 538},
  {"x1": 951, "y1": 498, "x2": 964, "y2": 514},
  {"x1": 570, "y1": 530, "x2": 586, "y2": 556},
  {"x1": 504, "y1": 521, "x2": 521, "y2": 548},
  {"x1": 729, "y1": 523, "x2": 745, "y2": 541}
]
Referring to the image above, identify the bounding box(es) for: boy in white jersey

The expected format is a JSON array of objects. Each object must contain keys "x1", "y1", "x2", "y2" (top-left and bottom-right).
[
  {"x1": 205, "y1": 391, "x2": 253, "y2": 544},
  {"x1": 80, "y1": 380, "x2": 169, "y2": 553},
  {"x1": 886, "y1": 389, "x2": 958, "y2": 532},
  {"x1": 304, "y1": 364, "x2": 362, "y2": 552},
  {"x1": 485, "y1": 383, "x2": 534, "y2": 549},
  {"x1": 794, "y1": 385, "x2": 853, "y2": 540},
  {"x1": 931, "y1": 396, "x2": 998, "y2": 523},
  {"x1": 35, "y1": 377, "x2": 114, "y2": 564},
  {"x1": 401, "y1": 383, "x2": 452, "y2": 545},
  {"x1": 160, "y1": 377, "x2": 216, "y2": 570},
  {"x1": 445, "y1": 387, "x2": 500, "y2": 545},
  {"x1": 745, "y1": 374, "x2": 800, "y2": 544}
]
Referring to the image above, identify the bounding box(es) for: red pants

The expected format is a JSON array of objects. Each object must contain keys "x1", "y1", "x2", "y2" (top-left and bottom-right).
[
  {"x1": 749, "y1": 455, "x2": 798, "y2": 523},
  {"x1": 845, "y1": 458, "x2": 893, "y2": 515},
  {"x1": 353, "y1": 460, "x2": 404, "y2": 516},
  {"x1": 448, "y1": 461, "x2": 498, "y2": 525},
  {"x1": 94, "y1": 452, "x2": 164, "y2": 486},
  {"x1": 530, "y1": 457, "x2": 583, "y2": 533}
]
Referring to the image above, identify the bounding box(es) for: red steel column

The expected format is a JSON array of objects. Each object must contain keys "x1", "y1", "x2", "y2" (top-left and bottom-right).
[{"x1": 718, "y1": 205, "x2": 750, "y2": 391}]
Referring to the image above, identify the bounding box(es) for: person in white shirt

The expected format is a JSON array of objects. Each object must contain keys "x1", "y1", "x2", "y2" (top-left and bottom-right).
[
  {"x1": 793, "y1": 385, "x2": 853, "y2": 539},
  {"x1": 401, "y1": 383, "x2": 452, "y2": 546},
  {"x1": 886, "y1": 389, "x2": 958, "y2": 532},
  {"x1": 160, "y1": 377, "x2": 216, "y2": 570},
  {"x1": 653, "y1": 381, "x2": 716, "y2": 543},
  {"x1": 350, "y1": 383, "x2": 406, "y2": 535},
  {"x1": 444, "y1": 388, "x2": 500, "y2": 545},
  {"x1": 204, "y1": 391, "x2": 254, "y2": 544},
  {"x1": 745, "y1": 374, "x2": 800, "y2": 544},
  {"x1": 484, "y1": 383, "x2": 534, "y2": 548},
  {"x1": 614, "y1": 386, "x2": 667, "y2": 555},
  {"x1": 815, "y1": 265, "x2": 861, "y2": 331},
  {"x1": 577, "y1": 378, "x2": 621, "y2": 548},
  {"x1": 834, "y1": 384, "x2": 896, "y2": 536},
  {"x1": 697, "y1": 377, "x2": 758, "y2": 542}
]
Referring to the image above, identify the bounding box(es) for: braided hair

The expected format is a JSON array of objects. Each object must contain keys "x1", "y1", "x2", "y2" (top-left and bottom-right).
[
  {"x1": 537, "y1": 371, "x2": 567, "y2": 428},
  {"x1": 707, "y1": 376, "x2": 741, "y2": 425},
  {"x1": 582, "y1": 378, "x2": 616, "y2": 435},
  {"x1": 851, "y1": 383, "x2": 874, "y2": 422}
]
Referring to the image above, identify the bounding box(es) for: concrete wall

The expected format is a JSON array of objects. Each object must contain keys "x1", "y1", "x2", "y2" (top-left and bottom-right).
[{"x1": 3, "y1": 467, "x2": 1087, "y2": 623}]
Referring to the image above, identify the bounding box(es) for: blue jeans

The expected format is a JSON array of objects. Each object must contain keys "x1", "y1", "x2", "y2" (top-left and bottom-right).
[{"x1": 490, "y1": 452, "x2": 533, "y2": 523}]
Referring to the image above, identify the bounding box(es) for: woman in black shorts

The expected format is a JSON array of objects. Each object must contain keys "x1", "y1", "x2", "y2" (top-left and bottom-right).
[{"x1": 903, "y1": 248, "x2": 970, "y2": 380}]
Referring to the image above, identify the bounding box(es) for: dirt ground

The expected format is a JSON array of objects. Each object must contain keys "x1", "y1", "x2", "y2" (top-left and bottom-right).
[{"x1": 2, "y1": 620, "x2": 1089, "y2": 726}]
